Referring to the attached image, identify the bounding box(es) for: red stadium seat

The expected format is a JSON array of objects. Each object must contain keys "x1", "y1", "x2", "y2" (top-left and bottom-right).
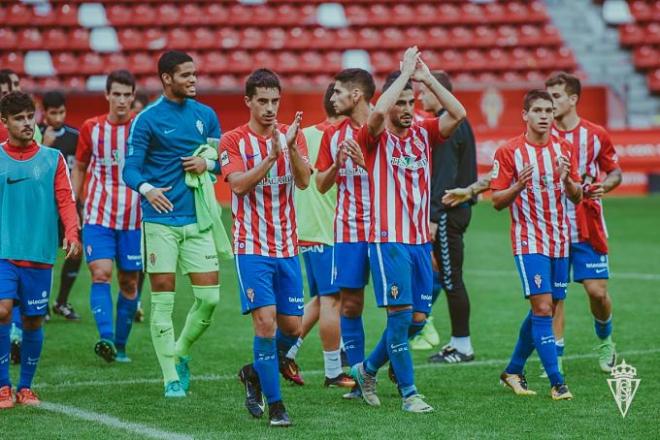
[
  {"x1": 17, "y1": 29, "x2": 43, "y2": 51},
  {"x1": 345, "y1": 5, "x2": 369, "y2": 26},
  {"x1": 43, "y1": 28, "x2": 68, "y2": 51},
  {"x1": 5, "y1": 4, "x2": 30, "y2": 25},
  {"x1": 484, "y1": 2, "x2": 507, "y2": 23},
  {"x1": 368, "y1": 4, "x2": 391, "y2": 25},
  {"x1": 253, "y1": 51, "x2": 277, "y2": 70},
  {"x1": 300, "y1": 51, "x2": 324, "y2": 74},
  {"x1": 228, "y1": 4, "x2": 252, "y2": 26},
  {"x1": 630, "y1": 1, "x2": 652, "y2": 21},
  {"x1": 510, "y1": 47, "x2": 534, "y2": 70},
  {"x1": 437, "y1": 4, "x2": 460, "y2": 25},
  {"x1": 506, "y1": 3, "x2": 531, "y2": 23},
  {"x1": 463, "y1": 49, "x2": 486, "y2": 71},
  {"x1": 453, "y1": 72, "x2": 476, "y2": 84},
  {"x1": 69, "y1": 28, "x2": 90, "y2": 51},
  {"x1": 132, "y1": 5, "x2": 157, "y2": 26},
  {"x1": 118, "y1": 28, "x2": 144, "y2": 51},
  {"x1": 105, "y1": 53, "x2": 129, "y2": 71},
  {"x1": 473, "y1": 26, "x2": 496, "y2": 47},
  {"x1": 1, "y1": 52, "x2": 24, "y2": 75},
  {"x1": 414, "y1": 4, "x2": 438, "y2": 26},
  {"x1": 241, "y1": 28, "x2": 265, "y2": 50},
  {"x1": 52, "y1": 52, "x2": 78, "y2": 75},
  {"x1": 80, "y1": 53, "x2": 104, "y2": 75},
  {"x1": 324, "y1": 51, "x2": 343, "y2": 72},
  {"x1": 404, "y1": 28, "x2": 427, "y2": 48},
  {"x1": 0, "y1": 29, "x2": 17, "y2": 50},
  {"x1": 449, "y1": 27, "x2": 474, "y2": 48},
  {"x1": 143, "y1": 28, "x2": 166, "y2": 51},
  {"x1": 427, "y1": 27, "x2": 449, "y2": 48},
  {"x1": 392, "y1": 4, "x2": 415, "y2": 25},
  {"x1": 310, "y1": 74, "x2": 333, "y2": 88},
  {"x1": 619, "y1": 24, "x2": 645, "y2": 46},
  {"x1": 276, "y1": 4, "x2": 303, "y2": 26},
  {"x1": 519, "y1": 25, "x2": 542, "y2": 46},
  {"x1": 264, "y1": 28, "x2": 287, "y2": 50},
  {"x1": 648, "y1": 69, "x2": 660, "y2": 92},
  {"x1": 382, "y1": 28, "x2": 406, "y2": 49},
  {"x1": 525, "y1": 71, "x2": 546, "y2": 83},
  {"x1": 202, "y1": 4, "x2": 229, "y2": 26},
  {"x1": 167, "y1": 29, "x2": 192, "y2": 51},
  {"x1": 251, "y1": 5, "x2": 276, "y2": 26},
  {"x1": 196, "y1": 75, "x2": 216, "y2": 90},
  {"x1": 476, "y1": 72, "x2": 499, "y2": 83},
  {"x1": 62, "y1": 76, "x2": 86, "y2": 90},
  {"x1": 357, "y1": 28, "x2": 381, "y2": 50},
  {"x1": 460, "y1": 3, "x2": 485, "y2": 25},
  {"x1": 32, "y1": 7, "x2": 56, "y2": 26},
  {"x1": 226, "y1": 51, "x2": 252, "y2": 74},
  {"x1": 371, "y1": 51, "x2": 397, "y2": 73},
  {"x1": 487, "y1": 48, "x2": 509, "y2": 71},
  {"x1": 201, "y1": 52, "x2": 227, "y2": 74},
  {"x1": 106, "y1": 4, "x2": 133, "y2": 27},
  {"x1": 218, "y1": 28, "x2": 240, "y2": 49},
  {"x1": 286, "y1": 27, "x2": 311, "y2": 50},
  {"x1": 180, "y1": 4, "x2": 204, "y2": 26},
  {"x1": 335, "y1": 28, "x2": 358, "y2": 50},
  {"x1": 633, "y1": 46, "x2": 658, "y2": 69},
  {"x1": 276, "y1": 51, "x2": 299, "y2": 74},
  {"x1": 439, "y1": 50, "x2": 464, "y2": 72},
  {"x1": 496, "y1": 25, "x2": 519, "y2": 47},
  {"x1": 140, "y1": 76, "x2": 162, "y2": 91},
  {"x1": 156, "y1": 4, "x2": 180, "y2": 26},
  {"x1": 55, "y1": 4, "x2": 78, "y2": 27},
  {"x1": 129, "y1": 52, "x2": 155, "y2": 75},
  {"x1": 501, "y1": 71, "x2": 525, "y2": 83},
  {"x1": 287, "y1": 75, "x2": 309, "y2": 88},
  {"x1": 192, "y1": 28, "x2": 217, "y2": 50},
  {"x1": 645, "y1": 22, "x2": 660, "y2": 44},
  {"x1": 217, "y1": 75, "x2": 240, "y2": 89}
]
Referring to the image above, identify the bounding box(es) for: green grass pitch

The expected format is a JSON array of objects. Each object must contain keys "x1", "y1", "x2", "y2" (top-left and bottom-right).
[{"x1": 4, "y1": 196, "x2": 660, "y2": 439}]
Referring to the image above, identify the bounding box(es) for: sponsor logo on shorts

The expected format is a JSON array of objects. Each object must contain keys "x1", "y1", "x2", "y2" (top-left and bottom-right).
[
  {"x1": 27, "y1": 297, "x2": 48, "y2": 307},
  {"x1": 289, "y1": 296, "x2": 304, "y2": 304},
  {"x1": 420, "y1": 294, "x2": 432, "y2": 301},
  {"x1": 126, "y1": 254, "x2": 141, "y2": 261},
  {"x1": 300, "y1": 244, "x2": 324, "y2": 253},
  {"x1": 553, "y1": 282, "x2": 568, "y2": 288},
  {"x1": 149, "y1": 253, "x2": 157, "y2": 266},
  {"x1": 246, "y1": 288, "x2": 255, "y2": 303},
  {"x1": 534, "y1": 274, "x2": 543, "y2": 288},
  {"x1": 595, "y1": 268, "x2": 608, "y2": 274},
  {"x1": 390, "y1": 284, "x2": 399, "y2": 299},
  {"x1": 205, "y1": 254, "x2": 218, "y2": 260},
  {"x1": 586, "y1": 262, "x2": 608, "y2": 269}
]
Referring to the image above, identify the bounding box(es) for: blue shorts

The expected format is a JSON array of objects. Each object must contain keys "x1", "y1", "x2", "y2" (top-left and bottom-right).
[
  {"x1": 83, "y1": 224, "x2": 142, "y2": 271},
  {"x1": 0, "y1": 260, "x2": 53, "y2": 316},
  {"x1": 301, "y1": 244, "x2": 338, "y2": 297},
  {"x1": 235, "y1": 254, "x2": 304, "y2": 316},
  {"x1": 570, "y1": 242, "x2": 609, "y2": 282},
  {"x1": 514, "y1": 254, "x2": 569, "y2": 300},
  {"x1": 368, "y1": 242, "x2": 434, "y2": 314},
  {"x1": 332, "y1": 242, "x2": 370, "y2": 289}
]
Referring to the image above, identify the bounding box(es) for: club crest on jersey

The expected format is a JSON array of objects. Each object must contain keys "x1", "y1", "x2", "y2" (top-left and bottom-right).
[
  {"x1": 196, "y1": 119, "x2": 204, "y2": 135},
  {"x1": 246, "y1": 288, "x2": 255, "y2": 303},
  {"x1": 390, "y1": 285, "x2": 399, "y2": 299},
  {"x1": 220, "y1": 150, "x2": 230, "y2": 167},
  {"x1": 149, "y1": 253, "x2": 157, "y2": 266},
  {"x1": 534, "y1": 274, "x2": 542, "y2": 288},
  {"x1": 491, "y1": 160, "x2": 500, "y2": 179}
]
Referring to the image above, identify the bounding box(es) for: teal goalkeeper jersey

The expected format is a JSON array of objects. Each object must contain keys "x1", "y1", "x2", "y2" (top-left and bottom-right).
[{"x1": 295, "y1": 123, "x2": 337, "y2": 246}]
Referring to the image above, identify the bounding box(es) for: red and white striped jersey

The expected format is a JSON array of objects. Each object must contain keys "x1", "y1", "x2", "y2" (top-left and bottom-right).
[
  {"x1": 220, "y1": 123, "x2": 309, "y2": 258},
  {"x1": 358, "y1": 118, "x2": 444, "y2": 244},
  {"x1": 76, "y1": 114, "x2": 141, "y2": 230},
  {"x1": 490, "y1": 134, "x2": 580, "y2": 257},
  {"x1": 315, "y1": 119, "x2": 371, "y2": 243},
  {"x1": 552, "y1": 119, "x2": 620, "y2": 243}
]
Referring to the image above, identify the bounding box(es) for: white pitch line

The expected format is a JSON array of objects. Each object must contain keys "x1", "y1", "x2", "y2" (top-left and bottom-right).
[
  {"x1": 38, "y1": 401, "x2": 194, "y2": 440},
  {"x1": 466, "y1": 268, "x2": 660, "y2": 281},
  {"x1": 34, "y1": 348, "x2": 660, "y2": 390}
]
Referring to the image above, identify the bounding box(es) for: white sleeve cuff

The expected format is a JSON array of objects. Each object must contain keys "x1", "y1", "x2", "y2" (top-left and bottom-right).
[
  {"x1": 205, "y1": 158, "x2": 216, "y2": 171},
  {"x1": 138, "y1": 182, "x2": 155, "y2": 196}
]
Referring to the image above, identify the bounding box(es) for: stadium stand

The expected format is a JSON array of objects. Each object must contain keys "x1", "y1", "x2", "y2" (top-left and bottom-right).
[
  {"x1": 1, "y1": 0, "x2": 579, "y2": 91},
  {"x1": 617, "y1": 1, "x2": 660, "y2": 92}
]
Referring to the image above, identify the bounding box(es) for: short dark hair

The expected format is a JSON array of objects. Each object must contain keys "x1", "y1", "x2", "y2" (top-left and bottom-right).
[
  {"x1": 0, "y1": 72, "x2": 11, "y2": 89},
  {"x1": 0, "y1": 68, "x2": 16, "y2": 77},
  {"x1": 545, "y1": 72, "x2": 581, "y2": 98},
  {"x1": 432, "y1": 71, "x2": 453, "y2": 93},
  {"x1": 382, "y1": 71, "x2": 412, "y2": 93},
  {"x1": 42, "y1": 90, "x2": 66, "y2": 110},
  {"x1": 334, "y1": 68, "x2": 375, "y2": 102},
  {"x1": 158, "y1": 51, "x2": 193, "y2": 80},
  {"x1": 1, "y1": 91, "x2": 35, "y2": 119},
  {"x1": 323, "y1": 82, "x2": 337, "y2": 118},
  {"x1": 133, "y1": 91, "x2": 149, "y2": 107},
  {"x1": 523, "y1": 89, "x2": 554, "y2": 112},
  {"x1": 245, "y1": 68, "x2": 281, "y2": 98},
  {"x1": 106, "y1": 69, "x2": 136, "y2": 93}
]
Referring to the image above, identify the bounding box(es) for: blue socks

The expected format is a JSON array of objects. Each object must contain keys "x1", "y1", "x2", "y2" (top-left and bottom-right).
[
  {"x1": 253, "y1": 336, "x2": 281, "y2": 404},
  {"x1": 340, "y1": 315, "x2": 365, "y2": 367},
  {"x1": 506, "y1": 311, "x2": 534, "y2": 374},
  {"x1": 555, "y1": 338, "x2": 565, "y2": 357},
  {"x1": 18, "y1": 327, "x2": 44, "y2": 390},
  {"x1": 595, "y1": 316, "x2": 613, "y2": 340},
  {"x1": 409, "y1": 320, "x2": 426, "y2": 339},
  {"x1": 0, "y1": 323, "x2": 10, "y2": 387},
  {"x1": 386, "y1": 309, "x2": 416, "y2": 398},
  {"x1": 90, "y1": 282, "x2": 114, "y2": 340},
  {"x1": 275, "y1": 329, "x2": 298, "y2": 356},
  {"x1": 365, "y1": 330, "x2": 388, "y2": 375},
  {"x1": 115, "y1": 293, "x2": 138, "y2": 350},
  {"x1": 532, "y1": 315, "x2": 563, "y2": 386}
]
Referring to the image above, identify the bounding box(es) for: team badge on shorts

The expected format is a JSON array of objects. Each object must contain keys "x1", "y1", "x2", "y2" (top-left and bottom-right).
[
  {"x1": 246, "y1": 288, "x2": 255, "y2": 303},
  {"x1": 149, "y1": 253, "x2": 157, "y2": 266},
  {"x1": 86, "y1": 245, "x2": 93, "y2": 256},
  {"x1": 390, "y1": 285, "x2": 399, "y2": 299},
  {"x1": 534, "y1": 274, "x2": 542, "y2": 288}
]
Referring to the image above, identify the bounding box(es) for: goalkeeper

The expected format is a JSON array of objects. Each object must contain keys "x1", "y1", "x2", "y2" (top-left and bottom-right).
[{"x1": 123, "y1": 51, "x2": 230, "y2": 398}]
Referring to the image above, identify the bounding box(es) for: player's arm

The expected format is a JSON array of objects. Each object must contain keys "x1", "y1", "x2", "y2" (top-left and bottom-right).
[
  {"x1": 222, "y1": 132, "x2": 277, "y2": 197},
  {"x1": 71, "y1": 122, "x2": 92, "y2": 207},
  {"x1": 54, "y1": 153, "x2": 82, "y2": 259},
  {"x1": 588, "y1": 132, "x2": 622, "y2": 199},
  {"x1": 124, "y1": 116, "x2": 173, "y2": 213},
  {"x1": 442, "y1": 175, "x2": 492, "y2": 207},
  {"x1": 367, "y1": 46, "x2": 420, "y2": 140},
  {"x1": 315, "y1": 129, "x2": 343, "y2": 194},
  {"x1": 285, "y1": 112, "x2": 311, "y2": 190},
  {"x1": 413, "y1": 59, "x2": 467, "y2": 139},
  {"x1": 490, "y1": 148, "x2": 533, "y2": 211},
  {"x1": 558, "y1": 154, "x2": 582, "y2": 204}
]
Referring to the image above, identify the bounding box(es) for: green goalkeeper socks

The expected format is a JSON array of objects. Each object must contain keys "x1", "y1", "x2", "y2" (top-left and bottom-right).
[
  {"x1": 150, "y1": 292, "x2": 178, "y2": 384},
  {"x1": 175, "y1": 285, "x2": 220, "y2": 359}
]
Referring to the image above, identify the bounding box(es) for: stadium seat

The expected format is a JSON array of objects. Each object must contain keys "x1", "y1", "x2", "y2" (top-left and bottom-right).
[
  {"x1": 5, "y1": 4, "x2": 30, "y2": 25},
  {"x1": 52, "y1": 52, "x2": 78, "y2": 75},
  {"x1": 633, "y1": 46, "x2": 659, "y2": 69},
  {"x1": 55, "y1": 4, "x2": 79, "y2": 27},
  {"x1": 117, "y1": 28, "x2": 144, "y2": 51},
  {"x1": 43, "y1": 29, "x2": 68, "y2": 51},
  {"x1": 382, "y1": 28, "x2": 406, "y2": 49},
  {"x1": 105, "y1": 53, "x2": 129, "y2": 71},
  {"x1": 449, "y1": 27, "x2": 475, "y2": 48},
  {"x1": 648, "y1": 68, "x2": 660, "y2": 92},
  {"x1": 335, "y1": 28, "x2": 358, "y2": 50},
  {"x1": 253, "y1": 51, "x2": 276, "y2": 71},
  {"x1": 131, "y1": 4, "x2": 156, "y2": 26},
  {"x1": 226, "y1": 51, "x2": 252, "y2": 74},
  {"x1": 251, "y1": 5, "x2": 276, "y2": 26},
  {"x1": 300, "y1": 51, "x2": 324, "y2": 74},
  {"x1": 17, "y1": 29, "x2": 43, "y2": 51},
  {"x1": 473, "y1": 26, "x2": 497, "y2": 48},
  {"x1": 143, "y1": 28, "x2": 167, "y2": 51},
  {"x1": 276, "y1": 52, "x2": 300, "y2": 74},
  {"x1": 156, "y1": 4, "x2": 179, "y2": 26},
  {"x1": 192, "y1": 28, "x2": 217, "y2": 50},
  {"x1": 218, "y1": 28, "x2": 240, "y2": 49},
  {"x1": 180, "y1": 4, "x2": 204, "y2": 25},
  {"x1": 370, "y1": 51, "x2": 397, "y2": 73},
  {"x1": 344, "y1": 5, "x2": 368, "y2": 26},
  {"x1": 167, "y1": 29, "x2": 192, "y2": 51},
  {"x1": 241, "y1": 28, "x2": 265, "y2": 50},
  {"x1": 217, "y1": 74, "x2": 240, "y2": 89},
  {"x1": 106, "y1": 4, "x2": 132, "y2": 27},
  {"x1": 264, "y1": 28, "x2": 287, "y2": 50},
  {"x1": 414, "y1": 4, "x2": 438, "y2": 25},
  {"x1": 357, "y1": 28, "x2": 381, "y2": 50},
  {"x1": 129, "y1": 52, "x2": 155, "y2": 75},
  {"x1": 0, "y1": 29, "x2": 18, "y2": 50},
  {"x1": 79, "y1": 53, "x2": 104, "y2": 75},
  {"x1": 202, "y1": 4, "x2": 229, "y2": 26}
]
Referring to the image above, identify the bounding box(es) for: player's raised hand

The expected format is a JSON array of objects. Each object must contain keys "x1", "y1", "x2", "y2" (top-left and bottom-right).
[
  {"x1": 269, "y1": 121, "x2": 283, "y2": 160},
  {"x1": 516, "y1": 164, "x2": 534, "y2": 189},
  {"x1": 341, "y1": 139, "x2": 366, "y2": 168},
  {"x1": 557, "y1": 155, "x2": 571, "y2": 182},
  {"x1": 411, "y1": 56, "x2": 431, "y2": 83},
  {"x1": 145, "y1": 186, "x2": 174, "y2": 213},
  {"x1": 181, "y1": 156, "x2": 207, "y2": 174},
  {"x1": 335, "y1": 144, "x2": 348, "y2": 168},
  {"x1": 286, "y1": 111, "x2": 303, "y2": 149},
  {"x1": 400, "y1": 46, "x2": 420, "y2": 75},
  {"x1": 42, "y1": 125, "x2": 57, "y2": 147},
  {"x1": 63, "y1": 238, "x2": 81, "y2": 259},
  {"x1": 442, "y1": 187, "x2": 473, "y2": 207},
  {"x1": 586, "y1": 182, "x2": 605, "y2": 199}
]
